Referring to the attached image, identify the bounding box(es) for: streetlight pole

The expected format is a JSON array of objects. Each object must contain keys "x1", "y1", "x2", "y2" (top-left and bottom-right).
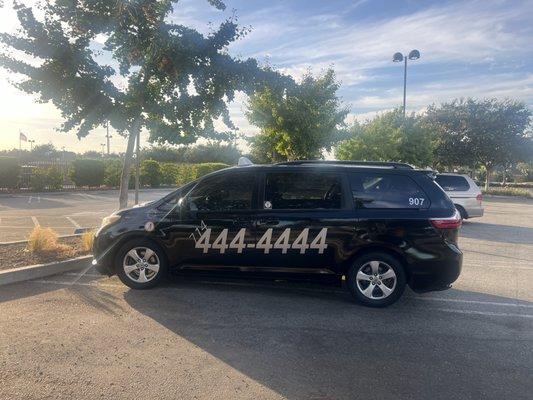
[
  {"x1": 393, "y1": 50, "x2": 420, "y2": 117},
  {"x1": 29, "y1": 139, "x2": 35, "y2": 151},
  {"x1": 106, "y1": 120, "x2": 112, "y2": 155},
  {"x1": 100, "y1": 143, "x2": 105, "y2": 157},
  {"x1": 135, "y1": 130, "x2": 140, "y2": 205}
]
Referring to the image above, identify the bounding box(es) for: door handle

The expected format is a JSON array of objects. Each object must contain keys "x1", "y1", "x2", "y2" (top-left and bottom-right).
[
  {"x1": 257, "y1": 218, "x2": 279, "y2": 227},
  {"x1": 233, "y1": 217, "x2": 252, "y2": 226}
]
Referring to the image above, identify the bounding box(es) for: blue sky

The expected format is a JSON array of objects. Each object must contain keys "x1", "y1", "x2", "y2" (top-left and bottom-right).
[{"x1": 0, "y1": 0, "x2": 532, "y2": 152}]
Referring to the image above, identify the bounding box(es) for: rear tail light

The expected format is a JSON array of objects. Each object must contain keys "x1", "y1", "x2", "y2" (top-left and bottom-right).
[
  {"x1": 476, "y1": 193, "x2": 483, "y2": 204},
  {"x1": 430, "y1": 210, "x2": 462, "y2": 229}
]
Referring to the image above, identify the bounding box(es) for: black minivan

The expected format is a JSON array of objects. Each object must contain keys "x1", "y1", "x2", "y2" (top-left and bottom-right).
[{"x1": 92, "y1": 160, "x2": 462, "y2": 307}]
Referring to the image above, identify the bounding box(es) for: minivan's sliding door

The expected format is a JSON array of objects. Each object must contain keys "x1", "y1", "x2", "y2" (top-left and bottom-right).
[{"x1": 252, "y1": 170, "x2": 355, "y2": 273}]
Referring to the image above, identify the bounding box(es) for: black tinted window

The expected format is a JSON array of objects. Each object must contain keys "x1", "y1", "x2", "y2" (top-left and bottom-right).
[
  {"x1": 349, "y1": 173, "x2": 428, "y2": 209},
  {"x1": 265, "y1": 172, "x2": 343, "y2": 210},
  {"x1": 436, "y1": 175, "x2": 470, "y2": 191},
  {"x1": 188, "y1": 173, "x2": 255, "y2": 211}
]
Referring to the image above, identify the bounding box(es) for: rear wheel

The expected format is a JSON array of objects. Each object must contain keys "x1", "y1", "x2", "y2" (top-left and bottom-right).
[
  {"x1": 455, "y1": 204, "x2": 468, "y2": 220},
  {"x1": 346, "y1": 252, "x2": 406, "y2": 307},
  {"x1": 115, "y1": 239, "x2": 168, "y2": 289}
]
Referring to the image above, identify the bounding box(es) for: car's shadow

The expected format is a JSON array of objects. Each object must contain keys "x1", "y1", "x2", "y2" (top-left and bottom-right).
[
  {"x1": 460, "y1": 220, "x2": 533, "y2": 244},
  {"x1": 122, "y1": 272, "x2": 532, "y2": 400}
]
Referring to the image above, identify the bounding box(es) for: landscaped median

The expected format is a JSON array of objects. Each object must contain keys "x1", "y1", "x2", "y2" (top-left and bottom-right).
[{"x1": 0, "y1": 227, "x2": 94, "y2": 286}]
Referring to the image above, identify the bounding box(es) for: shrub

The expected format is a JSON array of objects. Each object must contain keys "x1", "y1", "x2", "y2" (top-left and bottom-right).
[
  {"x1": 483, "y1": 187, "x2": 532, "y2": 198},
  {"x1": 0, "y1": 157, "x2": 20, "y2": 189},
  {"x1": 195, "y1": 163, "x2": 229, "y2": 178},
  {"x1": 140, "y1": 159, "x2": 162, "y2": 187},
  {"x1": 46, "y1": 167, "x2": 63, "y2": 190},
  {"x1": 27, "y1": 226, "x2": 70, "y2": 255},
  {"x1": 30, "y1": 166, "x2": 63, "y2": 191},
  {"x1": 70, "y1": 159, "x2": 105, "y2": 187},
  {"x1": 160, "y1": 163, "x2": 179, "y2": 186},
  {"x1": 81, "y1": 230, "x2": 95, "y2": 252},
  {"x1": 104, "y1": 159, "x2": 123, "y2": 187},
  {"x1": 30, "y1": 167, "x2": 49, "y2": 192},
  {"x1": 176, "y1": 164, "x2": 197, "y2": 186}
]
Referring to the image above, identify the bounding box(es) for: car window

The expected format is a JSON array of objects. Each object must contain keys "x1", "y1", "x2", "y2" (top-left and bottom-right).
[
  {"x1": 157, "y1": 180, "x2": 198, "y2": 212},
  {"x1": 265, "y1": 172, "x2": 343, "y2": 210},
  {"x1": 435, "y1": 175, "x2": 470, "y2": 191},
  {"x1": 349, "y1": 173, "x2": 429, "y2": 209},
  {"x1": 187, "y1": 172, "x2": 255, "y2": 211}
]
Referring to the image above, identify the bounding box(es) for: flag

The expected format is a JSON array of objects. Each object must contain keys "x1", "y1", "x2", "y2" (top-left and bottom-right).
[{"x1": 20, "y1": 132, "x2": 28, "y2": 142}]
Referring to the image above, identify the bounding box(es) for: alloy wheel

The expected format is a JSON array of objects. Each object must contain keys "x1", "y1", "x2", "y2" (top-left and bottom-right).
[
  {"x1": 355, "y1": 260, "x2": 397, "y2": 300},
  {"x1": 123, "y1": 247, "x2": 160, "y2": 283}
]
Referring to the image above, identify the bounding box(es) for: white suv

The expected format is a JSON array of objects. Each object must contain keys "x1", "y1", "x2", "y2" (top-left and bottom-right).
[{"x1": 435, "y1": 173, "x2": 484, "y2": 219}]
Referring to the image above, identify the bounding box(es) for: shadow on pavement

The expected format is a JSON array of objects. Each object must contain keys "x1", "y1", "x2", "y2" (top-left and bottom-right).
[
  {"x1": 460, "y1": 221, "x2": 533, "y2": 244},
  {"x1": 121, "y1": 272, "x2": 532, "y2": 400}
]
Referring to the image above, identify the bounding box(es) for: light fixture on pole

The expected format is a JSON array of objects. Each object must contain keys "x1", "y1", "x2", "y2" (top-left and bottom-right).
[
  {"x1": 100, "y1": 143, "x2": 106, "y2": 157},
  {"x1": 28, "y1": 139, "x2": 35, "y2": 151},
  {"x1": 392, "y1": 49, "x2": 420, "y2": 117}
]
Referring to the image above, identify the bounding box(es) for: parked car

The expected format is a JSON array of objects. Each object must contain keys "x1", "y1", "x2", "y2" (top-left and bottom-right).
[
  {"x1": 435, "y1": 173, "x2": 483, "y2": 219},
  {"x1": 92, "y1": 160, "x2": 463, "y2": 307}
]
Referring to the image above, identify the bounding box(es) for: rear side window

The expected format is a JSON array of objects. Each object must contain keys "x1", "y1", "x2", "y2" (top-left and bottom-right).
[
  {"x1": 188, "y1": 172, "x2": 255, "y2": 211},
  {"x1": 265, "y1": 172, "x2": 343, "y2": 210},
  {"x1": 349, "y1": 173, "x2": 429, "y2": 209},
  {"x1": 435, "y1": 175, "x2": 470, "y2": 191}
]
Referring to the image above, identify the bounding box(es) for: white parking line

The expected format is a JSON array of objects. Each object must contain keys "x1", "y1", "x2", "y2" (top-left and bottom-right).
[
  {"x1": 65, "y1": 216, "x2": 81, "y2": 228},
  {"x1": 30, "y1": 279, "x2": 120, "y2": 288},
  {"x1": 75, "y1": 193, "x2": 113, "y2": 201},
  {"x1": 31, "y1": 216, "x2": 39, "y2": 227},
  {"x1": 412, "y1": 296, "x2": 533, "y2": 309},
  {"x1": 432, "y1": 308, "x2": 533, "y2": 319}
]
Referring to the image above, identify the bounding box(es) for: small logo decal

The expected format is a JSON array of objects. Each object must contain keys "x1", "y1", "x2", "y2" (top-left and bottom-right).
[
  {"x1": 264, "y1": 201, "x2": 272, "y2": 209},
  {"x1": 144, "y1": 221, "x2": 155, "y2": 232}
]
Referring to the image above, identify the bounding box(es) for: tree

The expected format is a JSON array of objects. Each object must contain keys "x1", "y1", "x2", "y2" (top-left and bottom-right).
[
  {"x1": 1, "y1": 0, "x2": 288, "y2": 208},
  {"x1": 185, "y1": 142, "x2": 241, "y2": 164},
  {"x1": 140, "y1": 159, "x2": 162, "y2": 187},
  {"x1": 142, "y1": 146, "x2": 187, "y2": 163},
  {"x1": 246, "y1": 69, "x2": 348, "y2": 160},
  {"x1": 335, "y1": 109, "x2": 434, "y2": 167},
  {"x1": 427, "y1": 98, "x2": 531, "y2": 189},
  {"x1": 31, "y1": 143, "x2": 58, "y2": 161},
  {"x1": 247, "y1": 133, "x2": 285, "y2": 164},
  {"x1": 69, "y1": 159, "x2": 105, "y2": 187}
]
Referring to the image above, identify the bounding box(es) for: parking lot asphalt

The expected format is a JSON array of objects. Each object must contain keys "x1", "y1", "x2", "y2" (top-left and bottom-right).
[
  {"x1": 0, "y1": 196, "x2": 532, "y2": 400},
  {"x1": 0, "y1": 189, "x2": 173, "y2": 242}
]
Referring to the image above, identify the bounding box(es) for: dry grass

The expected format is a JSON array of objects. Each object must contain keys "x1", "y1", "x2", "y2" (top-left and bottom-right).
[
  {"x1": 27, "y1": 226, "x2": 71, "y2": 256},
  {"x1": 81, "y1": 230, "x2": 95, "y2": 252}
]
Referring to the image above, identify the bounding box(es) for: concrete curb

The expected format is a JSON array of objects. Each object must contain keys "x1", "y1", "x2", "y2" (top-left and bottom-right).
[
  {"x1": 0, "y1": 234, "x2": 83, "y2": 247},
  {"x1": 0, "y1": 255, "x2": 93, "y2": 286}
]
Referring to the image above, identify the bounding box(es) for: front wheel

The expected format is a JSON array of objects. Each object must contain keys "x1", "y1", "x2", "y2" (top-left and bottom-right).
[
  {"x1": 346, "y1": 253, "x2": 406, "y2": 307},
  {"x1": 115, "y1": 239, "x2": 168, "y2": 289}
]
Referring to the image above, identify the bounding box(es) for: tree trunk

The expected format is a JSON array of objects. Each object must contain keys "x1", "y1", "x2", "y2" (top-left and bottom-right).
[
  {"x1": 485, "y1": 165, "x2": 491, "y2": 191},
  {"x1": 118, "y1": 129, "x2": 138, "y2": 209}
]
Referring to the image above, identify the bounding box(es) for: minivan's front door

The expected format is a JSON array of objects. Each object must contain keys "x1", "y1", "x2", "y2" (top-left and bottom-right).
[
  {"x1": 179, "y1": 171, "x2": 258, "y2": 267},
  {"x1": 252, "y1": 170, "x2": 355, "y2": 273}
]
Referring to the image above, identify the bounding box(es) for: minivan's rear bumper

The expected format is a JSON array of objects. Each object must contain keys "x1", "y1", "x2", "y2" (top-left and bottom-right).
[{"x1": 407, "y1": 242, "x2": 463, "y2": 293}]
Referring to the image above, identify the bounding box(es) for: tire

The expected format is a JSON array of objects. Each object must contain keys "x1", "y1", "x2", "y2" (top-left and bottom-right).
[
  {"x1": 115, "y1": 239, "x2": 168, "y2": 289},
  {"x1": 455, "y1": 204, "x2": 468, "y2": 220},
  {"x1": 346, "y1": 252, "x2": 406, "y2": 307}
]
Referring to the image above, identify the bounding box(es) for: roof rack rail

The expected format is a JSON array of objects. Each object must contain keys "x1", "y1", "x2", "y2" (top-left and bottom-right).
[{"x1": 275, "y1": 160, "x2": 414, "y2": 169}]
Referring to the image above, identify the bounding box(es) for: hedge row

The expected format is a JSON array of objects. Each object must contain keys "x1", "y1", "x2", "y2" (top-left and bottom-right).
[
  {"x1": 0, "y1": 157, "x2": 229, "y2": 190},
  {"x1": 142, "y1": 161, "x2": 229, "y2": 187}
]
